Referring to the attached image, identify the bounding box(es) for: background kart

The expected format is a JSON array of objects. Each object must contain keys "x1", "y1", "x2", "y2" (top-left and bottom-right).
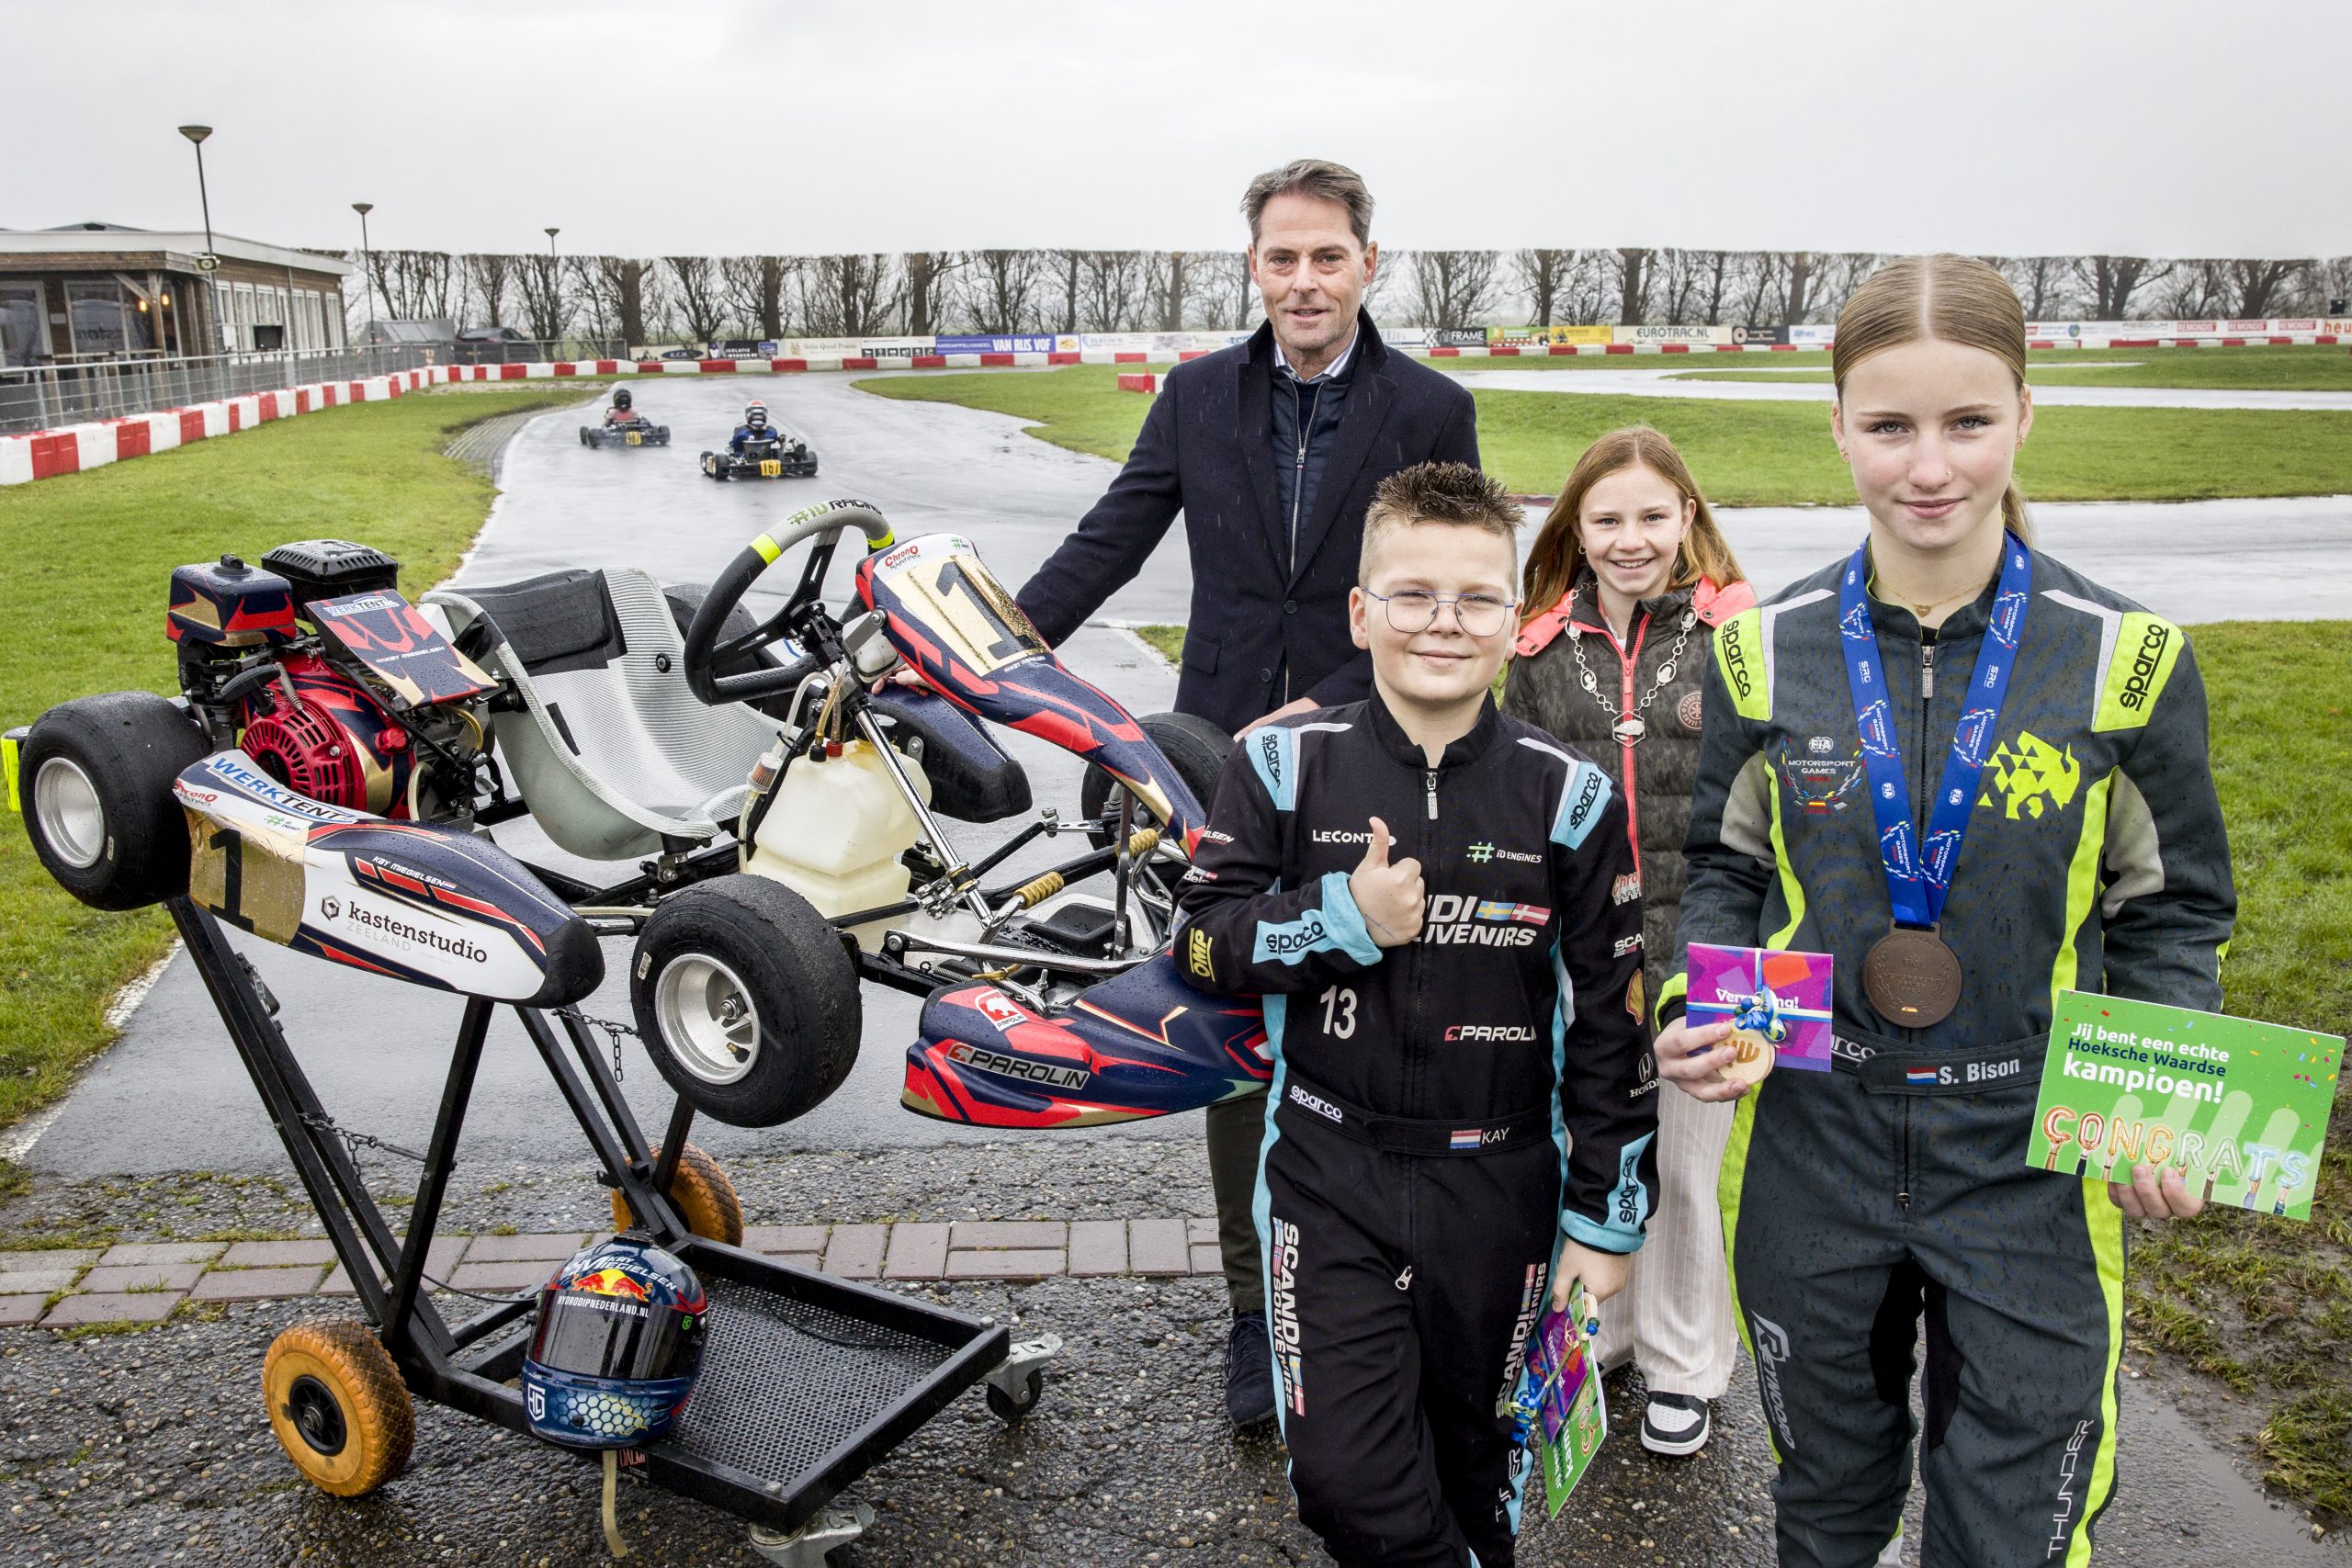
[
  {"x1": 10, "y1": 501, "x2": 1262, "y2": 1138},
  {"x1": 580, "y1": 415, "x2": 672, "y2": 448},
  {"x1": 701, "y1": 431, "x2": 817, "y2": 479}
]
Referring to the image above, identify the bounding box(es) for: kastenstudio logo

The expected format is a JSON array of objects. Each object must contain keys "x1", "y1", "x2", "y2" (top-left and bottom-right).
[
  {"x1": 320, "y1": 897, "x2": 341, "y2": 919},
  {"x1": 325, "y1": 896, "x2": 488, "y2": 963}
]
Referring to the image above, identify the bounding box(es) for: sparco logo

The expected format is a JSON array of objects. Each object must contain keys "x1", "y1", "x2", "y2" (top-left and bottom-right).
[
  {"x1": 1287, "y1": 1083, "x2": 1342, "y2": 1122},
  {"x1": 1721, "y1": 633, "x2": 1755, "y2": 700},
  {"x1": 332, "y1": 898, "x2": 489, "y2": 963},
  {"x1": 1256, "y1": 730, "x2": 1283, "y2": 787},
  {"x1": 2045, "y1": 1417, "x2": 2094, "y2": 1556},
  {"x1": 1444, "y1": 1024, "x2": 1537, "y2": 1042},
  {"x1": 1566, "y1": 770, "x2": 1603, "y2": 831},
  {"x1": 1751, "y1": 1314, "x2": 1798, "y2": 1454},
  {"x1": 1261, "y1": 918, "x2": 1328, "y2": 955},
  {"x1": 2117, "y1": 622, "x2": 2171, "y2": 711}
]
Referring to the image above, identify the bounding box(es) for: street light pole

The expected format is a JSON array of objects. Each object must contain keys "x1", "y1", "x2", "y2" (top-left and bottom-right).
[
  {"x1": 352, "y1": 203, "x2": 374, "y2": 350},
  {"x1": 544, "y1": 227, "x2": 561, "y2": 357},
  {"x1": 177, "y1": 125, "x2": 220, "y2": 354}
]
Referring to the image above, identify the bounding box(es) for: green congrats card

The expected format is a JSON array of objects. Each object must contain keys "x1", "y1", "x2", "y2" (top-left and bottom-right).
[{"x1": 2030, "y1": 990, "x2": 2341, "y2": 1220}]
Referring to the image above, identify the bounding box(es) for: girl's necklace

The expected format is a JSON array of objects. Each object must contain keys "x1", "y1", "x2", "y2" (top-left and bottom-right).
[{"x1": 1568, "y1": 589, "x2": 1695, "y2": 745}]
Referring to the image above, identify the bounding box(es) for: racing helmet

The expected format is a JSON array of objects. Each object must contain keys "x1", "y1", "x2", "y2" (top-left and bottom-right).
[
  {"x1": 521, "y1": 1235, "x2": 707, "y2": 1448},
  {"x1": 744, "y1": 400, "x2": 769, "y2": 429},
  {"x1": 611, "y1": 387, "x2": 633, "y2": 412}
]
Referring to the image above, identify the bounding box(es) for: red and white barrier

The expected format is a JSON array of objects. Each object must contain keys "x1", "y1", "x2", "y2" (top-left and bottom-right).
[{"x1": 1116, "y1": 373, "x2": 1158, "y2": 393}]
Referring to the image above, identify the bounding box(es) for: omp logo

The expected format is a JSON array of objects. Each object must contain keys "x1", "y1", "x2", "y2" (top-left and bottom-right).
[
  {"x1": 2118, "y1": 620, "x2": 2171, "y2": 711},
  {"x1": 2046, "y1": 1418, "x2": 2095, "y2": 1556},
  {"x1": 1286, "y1": 1083, "x2": 1342, "y2": 1122},
  {"x1": 1977, "y1": 732, "x2": 2082, "y2": 820},
  {"x1": 947, "y1": 1041, "x2": 1088, "y2": 1090},
  {"x1": 1444, "y1": 1024, "x2": 1537, "y2": 1043},
  {"x1": 1187, "y1": 926, "x2": 1214, "y2": 977},
  {"x1": 1752, "y1": 1314, "x2": 1798, "y2": 1454}
]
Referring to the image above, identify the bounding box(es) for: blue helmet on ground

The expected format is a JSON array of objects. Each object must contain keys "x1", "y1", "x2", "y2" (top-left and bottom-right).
[{"x1": 521, "y1": 1235, "x2": 707, "y2": 1448}]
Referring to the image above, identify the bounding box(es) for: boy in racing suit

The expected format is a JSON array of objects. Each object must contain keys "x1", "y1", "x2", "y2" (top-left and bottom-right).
[{"x1": 1176, "y1": 461, "x2": 1658, "y2": 1568}]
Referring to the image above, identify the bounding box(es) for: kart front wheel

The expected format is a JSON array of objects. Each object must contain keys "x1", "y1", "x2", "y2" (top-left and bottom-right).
[
  {"x1": 19, "y1": 692, "x2": 209, "y2": 910},
  {"x1": 629, "y1": 875, "x2": 860, "y2": 1126}
]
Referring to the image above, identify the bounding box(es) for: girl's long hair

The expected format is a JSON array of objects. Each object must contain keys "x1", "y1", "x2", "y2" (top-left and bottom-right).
[
  {"x1": 1520, "y1": 425, "x2": 1746, "y2": 628},
  {"x1": 1831, "y1": 253, "x2": 2034, "y2": 544}
]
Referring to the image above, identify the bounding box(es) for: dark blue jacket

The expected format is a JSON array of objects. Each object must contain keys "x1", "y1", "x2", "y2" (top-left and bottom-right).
[
  {"x1": 729, "y1": 424, "x2": 777, "y2": 453},
  {"x1": 1014, "y1": 314, "x2": 1479, "y2": 735}
]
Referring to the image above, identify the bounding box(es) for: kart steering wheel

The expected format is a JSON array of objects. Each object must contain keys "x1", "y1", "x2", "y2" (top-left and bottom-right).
[{"x1": 683, "y1": 499, "x2": 897, "y2": 706}]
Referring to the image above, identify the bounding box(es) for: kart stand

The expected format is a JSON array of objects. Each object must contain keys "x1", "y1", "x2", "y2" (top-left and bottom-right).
[{"x1": 168, "y1": 897, "x2": 1027, "y2": 1559}]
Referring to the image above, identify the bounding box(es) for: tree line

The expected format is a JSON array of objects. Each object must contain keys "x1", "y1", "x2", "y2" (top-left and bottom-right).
[{"x1": 348, "y1": 247, "x2": 2352, "y2": 344}]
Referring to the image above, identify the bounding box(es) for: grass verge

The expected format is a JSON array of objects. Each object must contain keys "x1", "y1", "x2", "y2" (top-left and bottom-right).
[
  {"x1": 0, "y1": 387, "x2": 575, "y2": 1132},
  {"x1": 1418, "y1": 344, "x2": 2352, "y2": 391},
  {"x1": 1134, "y1": 616, "x2": 2351, "y2": 1517},
  {"x1": 863, "y1": 364, "x2": 2352, "y2": 503}
]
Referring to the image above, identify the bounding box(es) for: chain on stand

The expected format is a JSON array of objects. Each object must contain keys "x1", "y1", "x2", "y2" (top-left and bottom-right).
[
  {"x1": 558, "y1": 1008, "x2": 642, "y2": 1082},
  {"x1": 297, "y1": 1111, "x2": 426, "y2": 1165}
]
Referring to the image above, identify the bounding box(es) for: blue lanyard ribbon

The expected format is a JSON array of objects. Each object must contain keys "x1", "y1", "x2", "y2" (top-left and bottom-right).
[{"x1": 1837, "y1": 535, "x2": 2031, "y2": 929}]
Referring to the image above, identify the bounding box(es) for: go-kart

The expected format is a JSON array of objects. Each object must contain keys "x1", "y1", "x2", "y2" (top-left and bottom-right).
[
  {"x1": 581, "y1": 413, "x2": 671, "y2": 448},
  {"x1": 8, "y1": 502, "x2": 1266, "y2": 1137},
  {"x1": 702, "y1": 432, "x2": 817, "y2": 480}
]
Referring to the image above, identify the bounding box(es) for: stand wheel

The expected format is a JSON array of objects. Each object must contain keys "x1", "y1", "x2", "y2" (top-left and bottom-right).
[
  {"x1": 262, "y1": 1319, "x2": 414, "y2": 1497},
  {"x1": 612, "y1": 1141, "x2": 744, "y2": 1247},
  {"x1": 985, "y1": 1367, "x2": 1045, "y2": 1424}
]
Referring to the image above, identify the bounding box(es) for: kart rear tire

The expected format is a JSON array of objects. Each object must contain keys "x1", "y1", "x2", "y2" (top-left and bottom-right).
[
  {"x1": 263, "y1": 1319, "x2": 414, "y2": 1498},
  {"x1": 629, "y1": 875, "x2": 860, "y2": 1127},
  {"x1": 20, "y1": 692, "x2": 209, "y2": 910},
  {"x1": 1080, "y1": 709, "x2": 1232, "y2": 849},
  {"x1": 611, "y1": 1141, "x2": 744, "y2": 1247}
]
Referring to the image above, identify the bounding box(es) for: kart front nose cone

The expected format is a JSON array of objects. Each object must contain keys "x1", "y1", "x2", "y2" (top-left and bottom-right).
[
  {"x1": 655, "y1": 954, "x2": 759, "y2": 1084},
  {"x1": 34, "y1": 755, "x2": 107, "y2": 868}
]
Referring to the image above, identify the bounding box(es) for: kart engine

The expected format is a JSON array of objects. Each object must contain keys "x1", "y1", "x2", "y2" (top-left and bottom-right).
[{"x1": 168, "y1": 540, "x2": 496, "y2": 820}]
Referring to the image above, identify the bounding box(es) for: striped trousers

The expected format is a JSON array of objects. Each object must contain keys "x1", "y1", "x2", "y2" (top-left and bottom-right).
[{"x1": 1592, "y1": 1084, "x2": 1738, "y2": 1398}]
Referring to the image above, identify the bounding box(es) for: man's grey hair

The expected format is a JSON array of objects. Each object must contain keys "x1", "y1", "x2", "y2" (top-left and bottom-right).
[{"x1": 1241, "y1": 160, "x2": 1374, "y2": 248}]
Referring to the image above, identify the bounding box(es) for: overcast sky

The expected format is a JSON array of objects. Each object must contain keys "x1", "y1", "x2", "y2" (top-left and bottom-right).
[{"x1": 3, "y1": 0, "x2": 2343, "y2": 260}]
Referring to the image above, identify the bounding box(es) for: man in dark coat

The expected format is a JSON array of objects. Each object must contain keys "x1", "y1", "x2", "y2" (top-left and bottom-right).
[{"x1": 1015, "y1": 158, "x2": 1480, "y2": 1427}]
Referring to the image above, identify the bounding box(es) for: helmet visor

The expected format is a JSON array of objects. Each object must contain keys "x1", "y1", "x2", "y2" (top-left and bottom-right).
[{"x1": 529, "y1": 1287, "x2": 703, "y2": 1382}]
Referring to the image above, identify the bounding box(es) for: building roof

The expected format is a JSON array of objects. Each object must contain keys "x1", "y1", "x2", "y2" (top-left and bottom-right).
[{"x1": 0, "y1": 222, "x2": 353, "y2": 278}]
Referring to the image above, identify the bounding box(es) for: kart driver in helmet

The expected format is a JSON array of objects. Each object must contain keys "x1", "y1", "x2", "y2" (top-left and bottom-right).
[
  {"x1": 729, "y1": 401, "x2": 775, "y2": 454},
  {"x1": 604, "y1": 386, "x2": 639, "y2": 425}
]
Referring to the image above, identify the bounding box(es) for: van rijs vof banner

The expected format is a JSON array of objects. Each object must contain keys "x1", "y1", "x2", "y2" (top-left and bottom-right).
[{"x1": 2030, "y1": 990, "x2": 2340, "y2": 1221}]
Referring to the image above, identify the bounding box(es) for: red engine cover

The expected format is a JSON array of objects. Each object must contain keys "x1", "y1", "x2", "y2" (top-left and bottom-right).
[{"x1": 237, "y1": 653, "x2": 413, "y2": 816}]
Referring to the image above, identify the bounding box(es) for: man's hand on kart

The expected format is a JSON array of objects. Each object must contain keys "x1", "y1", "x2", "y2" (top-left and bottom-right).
[
  {"x1": 1550, "y1": 1240, "x2": 1632, "y2": 1314},
  {"x1": 1238, "y1": 696, "x2": 1319, "y2": 735},
  {"x1": 1655, "y1": 1018, "x2": 1747, "y2": 1102},
  {"x1": 880, "y1": 666, "x2": 932, "y2": 694},
  {"x1": 2109, "y1": 1162, "x2": 2205, "y2": 1222},
  {"x1": 1349, "y1": 818, "x2": 1423, "y2": 948}
]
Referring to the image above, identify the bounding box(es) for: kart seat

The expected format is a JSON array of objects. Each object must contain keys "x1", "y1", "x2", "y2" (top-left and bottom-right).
[{"x1": 424, "y1": 568, "x2": 776, "y2": 862}]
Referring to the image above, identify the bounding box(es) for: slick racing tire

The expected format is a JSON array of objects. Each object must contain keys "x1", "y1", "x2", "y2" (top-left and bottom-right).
[
  {"x1": 611, "y1": 1141, "x2": 744, "y2": 1247},
  {"x1": 629, "y1": 874, "x2": 860, "y2": 1126},
  {"x1": 20, "y1": 691, "x2": 210, "y2": 910},
  {"x1": 1080, "y1": 709, "x2": 1231, "y2": 850},
  {"x1": 263, "y1": 1319, "x2": 414, "y2": 1498}
]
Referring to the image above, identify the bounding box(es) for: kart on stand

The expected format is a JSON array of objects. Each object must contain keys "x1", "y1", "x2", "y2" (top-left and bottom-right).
[
  {"x1": 702, "y1": 432, "x2": 818, "y2": 479},
  {"x1": 6, "y1": 499, "x2": 1266, "y2": 1558},
  {"x1": 581, "y1": 414, "x2": 672, "y2": 448}
]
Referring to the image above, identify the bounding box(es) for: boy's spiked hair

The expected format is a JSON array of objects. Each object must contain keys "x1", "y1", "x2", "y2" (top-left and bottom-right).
[{"x1": 1360, "y1": 462, "x2": 1521, "y2": 583}]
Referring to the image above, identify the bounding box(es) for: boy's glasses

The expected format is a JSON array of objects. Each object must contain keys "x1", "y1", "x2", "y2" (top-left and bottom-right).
[{"x1": 1365, "y1": 589, "x2": 1517, "y2": 637}]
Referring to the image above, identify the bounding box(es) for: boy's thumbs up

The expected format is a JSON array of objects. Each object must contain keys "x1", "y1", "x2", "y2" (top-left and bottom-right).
[{"x1": 1350, "y1": 817, "x2": 1423, "y2": 949}]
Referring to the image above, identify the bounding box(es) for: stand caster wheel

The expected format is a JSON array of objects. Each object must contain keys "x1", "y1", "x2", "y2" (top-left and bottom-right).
[
  {"x1": 749, "y1": 1499, "x2": 874, "y2": 1564},
  {"x1": 982, "y1": 1332, "x2": 1060, "y2": 1425},
  {"x1": 263, "y1": 1319, "x2": 414, "y2": 1497},
  {"x1": 612, "y1": 1141, "x2": 744, "y2": 1247}
]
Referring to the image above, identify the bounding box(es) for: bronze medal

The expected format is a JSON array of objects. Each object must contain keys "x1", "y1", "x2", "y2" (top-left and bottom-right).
[
  {"x1": 1862, "y1": 924, "x2": 1963, "y2": 1028},
  {"x1": 1719, "y1": 1030, "x2": 1777, "y2": 1086}
]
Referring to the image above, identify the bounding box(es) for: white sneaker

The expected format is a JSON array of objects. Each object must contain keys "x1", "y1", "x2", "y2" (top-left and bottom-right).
[{"x1": 1640, "y1": 1391, "x2": 1712, "y2": 1455}]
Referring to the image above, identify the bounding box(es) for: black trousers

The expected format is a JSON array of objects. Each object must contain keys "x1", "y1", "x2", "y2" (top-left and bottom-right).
[{"x1": 1256, "y1": 1088, "x2": 1561, "y2": 1568}]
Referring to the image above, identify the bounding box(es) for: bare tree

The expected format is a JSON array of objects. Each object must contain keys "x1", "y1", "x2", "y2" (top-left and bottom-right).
[
  {"x1": 1655, "y1": 250, "x2": 1707, "y2": 325},
  {"x1": 1156, "y1": 252, "x2": 1190, "y2": 332},
  {"x1": 1699, "y1": 251, "x2": 1738, "y2": 325},
  {"x1": 1048, "y1": 250, "x2": 1084, "y2": 334},
  {"x1": 1407, "y1": 251, "x2": 1503, "y2": 327},
  {"x1": 582, "y1": 257, "x2": 655, "y2": 348},
  {"x1": 2230, "y1": 259, "x2": 2308, "y2": 318},
  {"x1": 901, "y1": 252, "x2": 965, "y2": 336},
  {"x1": 665, "y1": 255, "x2": 729, "y2": 341},
  {"x1": 1080, "y1": 251, "x2": 1148, "y2": 332},
  {"x1": 964, "y1": 250, "x2": 1042, "y2": 333},
  {"x1": 1613, "y1": 248, "x2": 1651, "y2": 324},
  {"x1": 515, "y1": 254, "x2": 569, "y2": 344},
  {"x1": 1781, "y1": 253, "x2": 1815, "y2": 324},
  {"x1": 2073, "y1": 255, "x2": 2170, "y2": 319},
  {"x1": 799, "y1": 254, "x2": 899, "y2": 337},
  {"x1": 1510, "y1": 250, "x2": 1577, "y2": 326},
  {"x1": 1999, "y1": 256, "x2": 2075, "y2": 321},
  {"x1": 1810, "y1": 254, "x2": 1883, "y2": 322},
  {"x1": 1183, "y1": 251, "x2": 1255, "y2": 332},
  {"x1": 720, "y1": 255, "x2": 794, "y2": 339}
]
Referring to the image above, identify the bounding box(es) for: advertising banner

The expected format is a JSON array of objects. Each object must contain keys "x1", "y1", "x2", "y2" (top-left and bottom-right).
[
  {"x1": 1381, "y1": 325, "x2": 1430, "y2": 350},
  {"x1": 1614, "y1": 323, "x2": 1736, "y2": 346},
  {"x1": 858, "y1": 336, "x2": 939, "y2": 360},
  {"x1": 1487, "y1": 324, "x2": 1612, "y2": 347},
  {"x1": 1730, "y1": 324, "x2": 1785, "y2": 346},
  {"x1": 2029, "y1": 990, "x2": 2339, "y2": 1221},
  {"x1": 707, "y1": 339, "x2": 778, "y2": 357},
  {"x1": 786, "y1": 337, "x2": 863, "y2": 358},
  {"x1": 2324, "y1": 319, "x2": 2352, "y2": 336},
  {"x1": 936, "y1": 334, "x2": 1057, "y2": 355},
  {"x1": 1787, "y1": 324, "x2": 1837, "y2": 347},
  {"x1": 1430, "y1": 327, "x2": 1489, "y2": 348}
]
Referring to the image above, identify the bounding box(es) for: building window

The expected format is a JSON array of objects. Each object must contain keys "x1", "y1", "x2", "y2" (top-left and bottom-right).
[
  {"x1": 1, "y1": 279, "x2": 47, "y2": 367},
  {"x1": 66, "y1": 279, "x2": 154, "y2": 356}
]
